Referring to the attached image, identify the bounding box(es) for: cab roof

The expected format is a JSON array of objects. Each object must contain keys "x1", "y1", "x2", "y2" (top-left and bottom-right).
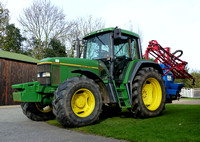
[{"x1": 83, "y1": 27, "x2": 140, "y2": 39}]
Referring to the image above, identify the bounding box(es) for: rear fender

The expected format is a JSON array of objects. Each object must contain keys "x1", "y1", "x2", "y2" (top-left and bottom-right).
[
  {"x1": 128, "y1": 60, "x2": 163, "y2": 83},
  {"x1": 124, "y1": 60, "x2": 163, "y2": 105}
]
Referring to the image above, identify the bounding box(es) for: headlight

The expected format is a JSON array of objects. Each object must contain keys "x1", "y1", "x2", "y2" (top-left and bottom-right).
[
  {"x1": 42, "y1": 72, "x2": 51, "y2": 77},
  {"x1": 37, "y1": 72, "x2": 51, "y2": 78},
  {"x1": 37, "y1": 73, "x2": 40, "y2": 78}
]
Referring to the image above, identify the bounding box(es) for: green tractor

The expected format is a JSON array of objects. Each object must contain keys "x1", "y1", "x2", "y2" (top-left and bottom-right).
[{"x1": 12, "y1": 27, "x2": 166, "y2": 127}]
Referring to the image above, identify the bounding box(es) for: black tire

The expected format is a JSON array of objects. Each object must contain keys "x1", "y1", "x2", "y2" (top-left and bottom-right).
[
  {"x1": 131, "y1": 67, "x2": 166, "y2": 118},
  {"x1": 52, "y1": 77, "x2": 103, "y2": 127},
  {"x1": 21, "y1": 102, "x2": 55, "y2": 121}
]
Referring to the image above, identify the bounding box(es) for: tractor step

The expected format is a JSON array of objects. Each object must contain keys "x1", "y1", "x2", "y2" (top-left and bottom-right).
[{"x1": 113, "y1": 81, "x2": 131, "y2": 108}]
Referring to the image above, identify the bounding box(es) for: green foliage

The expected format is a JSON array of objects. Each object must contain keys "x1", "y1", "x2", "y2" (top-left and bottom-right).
[
  {"x1": 47, "y1": 104, "x2": 200, "y2": 142},
  {"x1": 0, "y1": 4, "x2": 26, "y2": 55},
  {"x1": 0, "y1": 2, "x2": 9, "y2": 47},
  {"x1": 191, "y1": 71, "x2": 200, "y2": 87},
  {"x1": 1, "y1": 24, "x2": 26, "y2": 53},
  {"x1": 1, "y1": 1, "x2": 105, "y2": 59},
  {"x1": 18, "y1": 0, "x2": 70, "y2": 59},
  {"x1": 175, "y1": 71, "x2": 200, "y2": 88},
  {"x1": 27, "y1": 36, "x2": 44, "y2": 59},
  {"x1": 23, "y1": 36, "x2": 67, "y2": 59},
  {"x1": 0, "y1": 3, "x2": 9, "y2": 24},
  {"x1": 148, "y1": 58, "x2": 155, "y2": 62},
  {"x1": 44, "y1": 38, "x2": 67, "y2": 58}
]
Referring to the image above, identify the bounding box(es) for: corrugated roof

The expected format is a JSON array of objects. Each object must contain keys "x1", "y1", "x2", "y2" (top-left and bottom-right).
[{"x1": 0, "y1": 50, "x2": 38, "y2": 63}]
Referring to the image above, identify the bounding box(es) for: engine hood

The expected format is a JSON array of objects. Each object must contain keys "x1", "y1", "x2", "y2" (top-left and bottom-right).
[{"x1": 37, "y1": 57, "x2": 99, "y2": 70}]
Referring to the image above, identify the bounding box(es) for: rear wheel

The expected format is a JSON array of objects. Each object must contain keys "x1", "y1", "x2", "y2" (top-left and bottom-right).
[
  {"x1": 21, "y1": 102, "x2": 55, "y2": 121},
  {"x1": 53, "y1": 77, "x2": 103, "y2": 127},
  {"x1": 131, "y1": 67, "x2": 166, "y2": 117}
]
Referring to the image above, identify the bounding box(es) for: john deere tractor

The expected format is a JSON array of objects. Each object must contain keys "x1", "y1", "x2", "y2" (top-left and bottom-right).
[{"x1": 12, "y1": 27, "x2": 166, "y2": 127}]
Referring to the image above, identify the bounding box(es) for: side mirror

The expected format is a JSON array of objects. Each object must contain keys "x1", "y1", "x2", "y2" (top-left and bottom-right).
[
  {"x1": 73, "y1": 38, "x2": 81, "y2": 58},
  {"x1": 114, "y1": 27, "x2": 121, "y2": 39}
]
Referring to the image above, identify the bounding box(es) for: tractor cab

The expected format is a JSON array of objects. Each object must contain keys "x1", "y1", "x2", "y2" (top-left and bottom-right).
[{"x1": 83, "y1": 27, "x2": 142, "y2": 82}]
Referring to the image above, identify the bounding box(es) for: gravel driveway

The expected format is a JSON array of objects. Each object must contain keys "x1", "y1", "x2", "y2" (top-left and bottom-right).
[{"x1": 0, "y1": 106, "x2": 125, "y2": 142}]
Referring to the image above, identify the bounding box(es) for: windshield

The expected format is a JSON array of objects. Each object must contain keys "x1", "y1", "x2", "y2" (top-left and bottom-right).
[
  {"x1": 84, "y1": 33, "x2": 111, "y2": 60},
  {"x1": 114, "y1": 35, "x2": 139, "y2": 59},
  {"x1": 114, "y1": 35, "x2": 130, "y2": 57}
]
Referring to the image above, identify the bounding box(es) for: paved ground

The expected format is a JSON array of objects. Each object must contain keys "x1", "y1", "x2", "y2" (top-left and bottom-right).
[
  {"x1": 0, "y1": 99, "x2": 199, "y2": 142},
  {"x1": 0, "y1": 106, "x2": 125, "y2": 142},
  {"x1": 172, "y1": 99, "x2": 200, "y2": 104}
]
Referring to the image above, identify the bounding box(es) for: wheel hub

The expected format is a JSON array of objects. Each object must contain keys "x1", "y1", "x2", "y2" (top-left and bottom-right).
[
  {"x1": 142, "y1": 84, "x2": 153, "y2": 105},
  {"x1": 35, "y1": 103, "x2": 53, "y2": 113},
  {"x1": 75, "y1": 96, "x2": 86, "y2": 108},
  {"x1": 71, "y1": 88, "x2": 95, "y2": 117},
  {"x1": 142, "y1": 78, "x2": 162, "y2": 111}
]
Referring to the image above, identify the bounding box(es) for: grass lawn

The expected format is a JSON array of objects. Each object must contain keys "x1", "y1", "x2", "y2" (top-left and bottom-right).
[
  {"x1": 46, "y1": 104, "x2": 200, "y2": 142},
  {"x1": 181, "y1": 97, "x2": 200, "y2": 99}
]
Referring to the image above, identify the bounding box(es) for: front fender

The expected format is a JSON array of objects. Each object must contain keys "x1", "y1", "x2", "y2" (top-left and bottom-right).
[{"x1": 72, "y1": 69, "x2": 113, "y2": 103}]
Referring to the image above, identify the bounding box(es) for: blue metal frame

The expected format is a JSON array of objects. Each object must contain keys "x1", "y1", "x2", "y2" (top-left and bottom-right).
[{"x1": 160, "y1": 64, "x2": 184, "y2": 100}]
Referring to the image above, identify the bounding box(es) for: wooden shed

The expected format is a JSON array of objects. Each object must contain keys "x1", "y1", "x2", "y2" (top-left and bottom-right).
[{"x1": 0, "y1": 50, "x2": 38, "y2": 105}]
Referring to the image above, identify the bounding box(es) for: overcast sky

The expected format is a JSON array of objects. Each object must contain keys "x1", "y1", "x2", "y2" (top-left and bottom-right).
[{"x1": 3, "y1": 0, "x2": 200, "y2": 71}]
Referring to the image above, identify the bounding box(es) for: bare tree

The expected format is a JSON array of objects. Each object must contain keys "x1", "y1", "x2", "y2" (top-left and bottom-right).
[
  {"x1": 18, "y1": 0, "x2": 72, "y2": 59},
  {"x1": 67, "y1": 15, "x2": 105, "y2": 56},
  {"x1": 0, "y1": 2, "x2": 9, "y2": 48},
  {"x1": 124, "y1": 20, "x2": 143, "y2": 42}
]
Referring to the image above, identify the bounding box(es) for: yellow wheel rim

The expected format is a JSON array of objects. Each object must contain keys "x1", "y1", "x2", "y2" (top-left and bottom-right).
[
  {"x1": 142, "y1": 78, "x2": 162, "y2": 111},
  {"x1": 71, "y1": 88, "x2": 95, "y2": 118},
  {"x1": 35, "y1": 103, "x2": 53, "y2": 113}
]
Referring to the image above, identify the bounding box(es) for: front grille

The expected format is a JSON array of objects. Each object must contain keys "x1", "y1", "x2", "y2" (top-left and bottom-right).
[
  {"x1": 37, "y1": 77, "x2": 51, "y2": 85},
  {"x1": 52, "y1": 65, "x2": 60, "y2": 84},
  {"x1": 37, "y1": 64, "x2": 51, "y2": 85},
  {"x1": 37, "y1": 64, "x2": 51, "y2": 72}
]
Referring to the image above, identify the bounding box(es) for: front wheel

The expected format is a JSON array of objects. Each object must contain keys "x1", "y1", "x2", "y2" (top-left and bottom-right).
[
  {"x1": 53, "y1": 77, "x2": 103, "y2": 127},
  {"x1": 21, "y1": 102, "x2": 55, "y2": 121},
  {"x1": 131, "y1": 67, "x2": 166, "y2": 118}
]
